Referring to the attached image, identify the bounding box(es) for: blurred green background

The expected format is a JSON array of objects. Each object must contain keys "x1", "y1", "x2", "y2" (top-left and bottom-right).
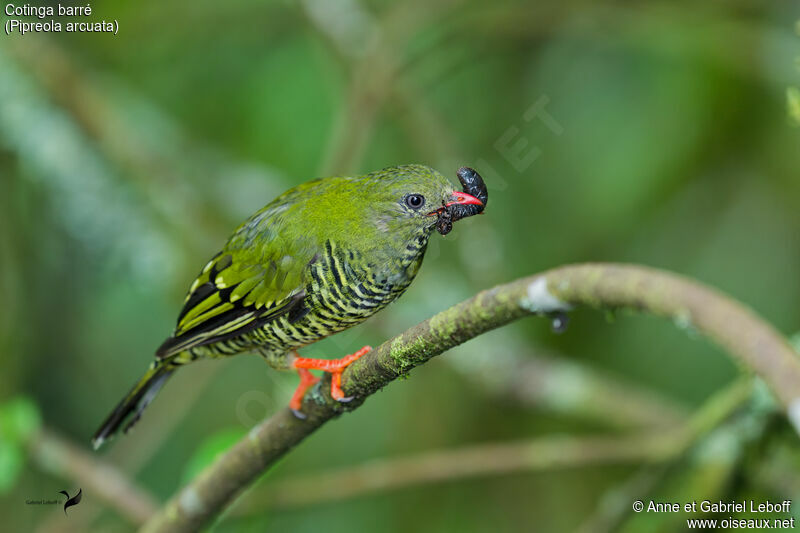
[{"x1": 2, "y1": 0, "x2": 800, "y2": 532}]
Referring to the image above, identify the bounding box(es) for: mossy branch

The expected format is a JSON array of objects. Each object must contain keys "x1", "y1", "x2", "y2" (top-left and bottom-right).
[{"x1": 139, "y1": 263, "x2": 800, "y2": 533}]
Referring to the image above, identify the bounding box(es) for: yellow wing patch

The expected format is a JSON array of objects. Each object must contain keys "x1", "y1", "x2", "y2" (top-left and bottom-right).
[{"x1": 156, "y1": 250, "x2": 308, "y2": 359}]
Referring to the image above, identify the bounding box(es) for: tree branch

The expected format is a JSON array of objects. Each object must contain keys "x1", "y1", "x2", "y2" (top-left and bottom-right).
[{"x1": 139, "y1": 263, "x2": 800, "y2": 533}]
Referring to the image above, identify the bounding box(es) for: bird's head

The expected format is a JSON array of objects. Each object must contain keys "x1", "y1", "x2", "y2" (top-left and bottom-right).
[{"x1": 362, "y1": 164, "x2": 487, "y2": 238}]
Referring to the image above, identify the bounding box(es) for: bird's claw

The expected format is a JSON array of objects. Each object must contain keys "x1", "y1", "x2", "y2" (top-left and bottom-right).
[
  {"x1": 290, "y1": 408, "x2": 307, "y2": 420},
  {"x1": 291, "y1": 345, "x2": 371, "y2": 411}
]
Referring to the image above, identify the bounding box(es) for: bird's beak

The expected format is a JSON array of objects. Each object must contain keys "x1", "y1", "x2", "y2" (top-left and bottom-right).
[{"x1": 445, "y1": 191, "x2": 483, "y2": 207}]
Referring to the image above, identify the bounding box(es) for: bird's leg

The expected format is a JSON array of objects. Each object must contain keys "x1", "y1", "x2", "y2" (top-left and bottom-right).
[
  {"x1": 290, "y1": 345, "x2": 372, "y2": 416},
  {"x1": 288, "y1": 355, "x2": 320, "y2": 418}
]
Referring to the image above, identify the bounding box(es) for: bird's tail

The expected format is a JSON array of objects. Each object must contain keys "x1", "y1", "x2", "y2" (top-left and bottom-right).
[{"x1": 92, "y1": 361, "x2": 175, "y2": 450}]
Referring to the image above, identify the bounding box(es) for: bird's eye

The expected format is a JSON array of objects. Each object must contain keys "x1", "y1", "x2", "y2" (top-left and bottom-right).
[{"x1": 405, "y1": 194, "x2": 425, "y2": 210}]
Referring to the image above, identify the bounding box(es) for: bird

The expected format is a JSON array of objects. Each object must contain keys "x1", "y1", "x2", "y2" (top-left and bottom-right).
[{"x1": 92, "y1": 164, "x2": 486, "y2": 449}]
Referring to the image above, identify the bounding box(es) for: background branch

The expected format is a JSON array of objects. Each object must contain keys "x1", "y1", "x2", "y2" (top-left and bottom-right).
[
  {"x1": 451, "y1": 345, "x2": 689, "y2": 429},
  {"x1": 232, "y1": 378, "x2": 750, "y2": 513},
  {"x1": 28, "y1": 428, "x2": 157, "y2": 525},
  {"x1": 140, "y1": 263, "x2": 800, "y2": 533}
]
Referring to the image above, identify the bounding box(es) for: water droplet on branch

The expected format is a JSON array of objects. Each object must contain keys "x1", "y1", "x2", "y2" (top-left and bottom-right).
[{"x1": 551, "y1": 312, "x2": 569, "y2": 334}]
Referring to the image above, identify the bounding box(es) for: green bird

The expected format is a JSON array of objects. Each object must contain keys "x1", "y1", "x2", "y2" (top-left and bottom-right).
[{"x1": 92, "y1": 164, "x2": 487, "y2": 449}]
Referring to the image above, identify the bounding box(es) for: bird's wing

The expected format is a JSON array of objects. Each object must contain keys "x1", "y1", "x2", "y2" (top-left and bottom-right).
[{"x1": 155, "y1": 241, "x2": 313, "y2": 359}]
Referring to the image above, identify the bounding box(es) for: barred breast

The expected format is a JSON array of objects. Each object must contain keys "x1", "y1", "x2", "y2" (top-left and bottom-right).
[{"x1": 187, "y1": 233, "x2": 429, "y2": 368}]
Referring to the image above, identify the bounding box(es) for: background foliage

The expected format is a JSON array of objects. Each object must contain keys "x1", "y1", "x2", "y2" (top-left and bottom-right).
[{"x1": 1, "y1": 1, "x2": 799, "y2": 531}]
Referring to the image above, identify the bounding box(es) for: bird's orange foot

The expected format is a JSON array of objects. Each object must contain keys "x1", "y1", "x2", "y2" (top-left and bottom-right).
[{"x1": 290, "y1": 345, "x2": 372, "y2": 418}]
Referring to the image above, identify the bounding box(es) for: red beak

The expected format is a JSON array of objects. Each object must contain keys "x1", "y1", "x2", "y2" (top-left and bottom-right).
[{"x1": 445, "y1": 191, "x2": 483, "y2": 207}]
